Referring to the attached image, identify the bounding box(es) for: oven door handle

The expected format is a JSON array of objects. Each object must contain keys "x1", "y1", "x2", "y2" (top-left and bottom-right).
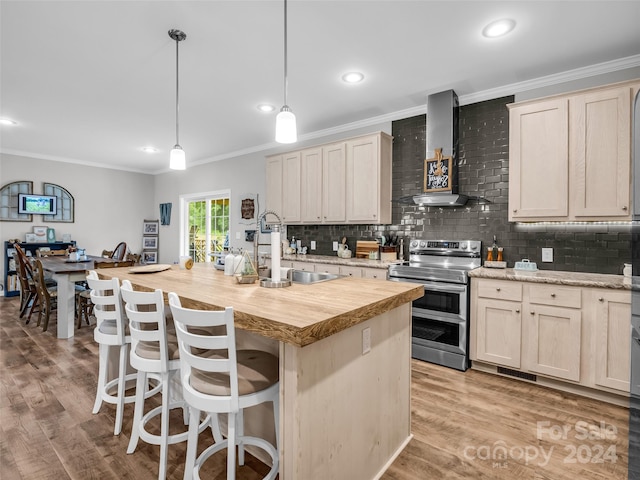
[{"x1": 390, "y1": 277, "x2": 467, "y2": 293}]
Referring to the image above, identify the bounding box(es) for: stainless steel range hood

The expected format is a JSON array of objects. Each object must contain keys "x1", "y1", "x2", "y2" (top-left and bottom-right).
[
  {"x1": 412, "y1": 192, "x2": 468, "y2": 206},
  {"x1": 413, "y1": 89, "x2": 468, "y2": 206}
]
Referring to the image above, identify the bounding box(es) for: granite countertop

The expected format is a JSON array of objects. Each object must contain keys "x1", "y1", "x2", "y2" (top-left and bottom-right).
[
  {"x1": 278, "y1": 253, "x2": 402, "y2": 270},
  {"x1": 469, "y1": 267, "x2": 634, "y2": 290}
]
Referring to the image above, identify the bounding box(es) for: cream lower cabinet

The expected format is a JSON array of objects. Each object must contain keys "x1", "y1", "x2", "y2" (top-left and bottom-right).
[
  {"x1": 473, "y1": 279, "x2": 523, "y2": 368},
  {"x1": 273, "y1": 259, "x2": 386, "y2": 280},
  {"x1": 471, "y1": 277, "x2": 631, "y2": 398},
  {"x1": 590, "y1": 288, "x2": 631, "y2": 392},
  {"x1": 523, "y1": 285, "x2": 582, "y2": 382}
]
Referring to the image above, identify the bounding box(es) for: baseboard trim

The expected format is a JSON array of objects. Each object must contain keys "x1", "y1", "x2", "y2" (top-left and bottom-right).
[{"x1": 471, "y1": 361, "x2": 629, "y2": 408}]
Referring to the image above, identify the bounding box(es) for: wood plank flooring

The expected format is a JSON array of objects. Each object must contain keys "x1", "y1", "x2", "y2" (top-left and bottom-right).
[{"x1": 0, "y1": 296, "x2": 631, "y2": 479}]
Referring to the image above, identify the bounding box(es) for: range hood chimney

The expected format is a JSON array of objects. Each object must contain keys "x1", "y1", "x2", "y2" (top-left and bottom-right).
[{"x1": 412, "y1": 89, "x2": 468, "y2": 206}]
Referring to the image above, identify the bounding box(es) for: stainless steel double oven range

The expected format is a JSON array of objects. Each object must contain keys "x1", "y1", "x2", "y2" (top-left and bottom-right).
[{"x1": 388, "y1": 239, "x2": 481, "y2": 371}]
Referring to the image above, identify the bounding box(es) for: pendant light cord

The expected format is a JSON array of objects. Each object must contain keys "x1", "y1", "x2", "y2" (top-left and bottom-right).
[
  {"x1": 283, "y1": 0, "x2": 288, "y2": 106},
  {"x1": 175, "y1": 36, "x2": 180, "y2": 146}
]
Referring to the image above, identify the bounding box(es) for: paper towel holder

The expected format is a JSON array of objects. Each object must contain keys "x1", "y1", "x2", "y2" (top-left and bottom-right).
[{"x1": 260, "y1": 224, "x2": 292, "y2": 288}]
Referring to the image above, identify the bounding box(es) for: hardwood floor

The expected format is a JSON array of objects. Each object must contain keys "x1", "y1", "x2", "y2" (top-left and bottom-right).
[{"x1": 0, "y1": 296, "x2": 631, "y2": 479}]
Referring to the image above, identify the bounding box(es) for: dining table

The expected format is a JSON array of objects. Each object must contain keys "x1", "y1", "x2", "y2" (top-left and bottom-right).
[{"x1": 38, "y1": 254, "x2": 117, "y2": 339}]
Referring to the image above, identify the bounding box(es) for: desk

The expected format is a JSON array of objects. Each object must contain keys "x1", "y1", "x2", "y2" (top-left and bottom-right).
[
  {"x1": 39, "y1": 255, "x2": 114, "y2": 339},
  {"x1": 99, "y1": 263, "x2": 422, "y2": 479}
]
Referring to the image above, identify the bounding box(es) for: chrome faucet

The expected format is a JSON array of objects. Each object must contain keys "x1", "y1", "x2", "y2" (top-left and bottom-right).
[{"x1": 254, "y1": 210, "x2": 283, "y2": 274}]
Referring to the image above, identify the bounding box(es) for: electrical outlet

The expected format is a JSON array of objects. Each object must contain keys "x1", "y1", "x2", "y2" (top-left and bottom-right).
[
  {"x1": 235, "y1": 231, "x2": 241, "y2": 240},
  {"x1": 541, "y1": 248, "x2": 553, "y2": 262},
  {"x1": 362, "y1": 327, "x2": 371, "y2": 355},
  {"x1": 333, "y1": 241, "x2": 339, "y2": 251},
  {"x1": 311, "y1": 240, "x2": 316, "y2": 250}
]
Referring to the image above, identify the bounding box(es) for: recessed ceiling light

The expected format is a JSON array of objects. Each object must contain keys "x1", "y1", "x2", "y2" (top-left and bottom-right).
[
  {"x1": 0, "y1": 118, "x2": 18, "y2": 126},
  {"x1": 482, "y1": 19, "x2": 516, "y2": 38},
  {"x1": 141, "y1": 146, "x2": 158, "y2": 153},
  {"x1": 342, "y1": 72, "x2": 365, "y2": 84},
  {"x1": 257, "y1": 104, "x2": 276, "y2": 113}
]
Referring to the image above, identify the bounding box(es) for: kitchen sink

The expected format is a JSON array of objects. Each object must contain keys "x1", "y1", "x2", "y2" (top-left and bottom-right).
[{"x1": 290, "y1": 270, "x2": 340, "y2": 284}]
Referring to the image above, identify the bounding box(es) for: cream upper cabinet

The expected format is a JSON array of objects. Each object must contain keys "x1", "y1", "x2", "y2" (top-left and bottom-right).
[
  {"x1": 322, "y1": 142, "x2": 347, "y2": 223},
  {"x1": 570, "y1": 87, "x2": 631, "y2": 218},
  {"x1": 590, "y1": 289, "x2": 631, "y2": 392},
  {"x1": 509, "y1": 98, "x2": 569, "y2": 220},
  {"x1": 508, "y1": 81, "x2": 638, "y2": 222},
  {"x1": 265, "y1": 155, "x2": 283, "y2": 216},
  {"x1": 345, "y1": 133, "x2": 392, "y2": 224},
  {"x1": 523, "y1": 285, "x2": 582, "y2": 382},
  {"x1": 281, "y1": 151, "x2": 302, "y2": 223},
  {"x1": 300, "y1": 147, "x2": 323, "y2": 223},
  {"x1": 266, "y1": 132, "x2": 392, "y2": 225},
  {"x1": 472, "y1": 279, "x2": 523, "y2": 369}
]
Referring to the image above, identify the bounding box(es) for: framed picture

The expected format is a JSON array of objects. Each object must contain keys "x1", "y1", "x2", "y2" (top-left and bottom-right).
[
  {"x1": 423, "y1": 148, "x2": 453, "y2": 193},
  {"x1": 143, "y1": 220, "x2": 159, "y2": 235},
  {"x1": 143, "y1": 236, "x2": 158, "y2": 249},
  {"x1": 33, "y1": 226, "x2": 48, "y2": 240},
  {"x1": 47, "y1": 228, "x2": 56, "y2": 243},
  {"x1": 25, "y1": 233, "x2": 38, "y2": 243},
  {"x1": 142, "y1": 251, "x2": 158, "y2": 264}
]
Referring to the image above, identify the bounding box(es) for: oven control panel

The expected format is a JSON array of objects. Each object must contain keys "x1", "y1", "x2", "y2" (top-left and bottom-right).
[{"x1": 409, "y1": 239, "x2": 481, "y2": 255}]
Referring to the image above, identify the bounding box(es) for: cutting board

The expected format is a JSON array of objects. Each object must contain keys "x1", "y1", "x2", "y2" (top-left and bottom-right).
[{"x1": 355, "y1": 241, "x2": 379, "y2": 259}]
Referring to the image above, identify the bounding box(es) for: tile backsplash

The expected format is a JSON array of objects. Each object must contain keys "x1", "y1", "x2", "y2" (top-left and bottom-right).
[{"x1": 288, "y1": 96, "x2": 632, "y2": 275}]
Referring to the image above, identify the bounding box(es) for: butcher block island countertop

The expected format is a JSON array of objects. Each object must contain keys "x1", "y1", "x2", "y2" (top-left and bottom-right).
[
  {"x1": 99, "y1": 263, "x2": 422, "y2": 347},
  {"x1": 98, "y1": 263, "x2": 423, "y2": 480}
]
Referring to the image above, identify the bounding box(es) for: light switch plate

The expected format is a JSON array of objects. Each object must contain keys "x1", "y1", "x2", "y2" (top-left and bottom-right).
[
  {"x1": 362, "y1": 327, "x2": 371, "y2": 355},
  {"x1": 333, "y1": 241, "x2": 339, "y2": 251},
  {"x1": 311, "y1": 240, "x2": 316, "y2": 250},
  {"x1": 541, "y1": 248, "x2": 553, "y2": 262}
]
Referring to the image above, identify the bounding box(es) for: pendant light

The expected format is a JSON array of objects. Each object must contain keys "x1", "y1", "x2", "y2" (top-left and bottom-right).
[
  {"x1": 275, "y1": 0, "x2": 297, "y2": 144},
  {"x1": 169, "y1": 29, "x2": 187, "y2": 170}
]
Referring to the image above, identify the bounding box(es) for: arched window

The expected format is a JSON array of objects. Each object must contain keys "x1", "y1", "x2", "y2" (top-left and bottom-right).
[
  {"x1": 0, "y1": 181, "x2": 33, "y2": 222},
  {"x1": 43, "y1": 183, "x2": 74, "y2": 222}
]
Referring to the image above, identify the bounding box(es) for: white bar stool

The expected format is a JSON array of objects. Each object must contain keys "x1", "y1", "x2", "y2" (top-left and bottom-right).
[
  {"x1": 120, "y1": 280, "x2": 208, "y2": 480},
  {"x1": 168, "y1": 292, "x2": 279, "y2": 480},
  {"x1": 87, "y1": 271, "x2": 160, "y2": 435}
]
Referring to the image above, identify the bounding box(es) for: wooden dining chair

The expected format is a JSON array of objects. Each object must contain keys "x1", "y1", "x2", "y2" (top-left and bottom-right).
[
  {"x1": 13, "y1": 245, "x2": 39, "y2": 321},
  {"x1": 110, "y1": 242, "x2": 127, "y2": 261},
  {"x1": 32, "y1": 259, "x2": 58, "y2": 332},
  {"x1": 76, "y1": 260, "x2": 135, "y2": 328},
  {"x1": 126, "y1": 252, "x2": 141, "y2": 264}
]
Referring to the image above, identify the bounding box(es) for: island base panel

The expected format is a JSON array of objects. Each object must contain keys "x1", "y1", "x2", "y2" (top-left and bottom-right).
[{"x1": 280, "y1": 304, "x2": 412, "y2": 479}]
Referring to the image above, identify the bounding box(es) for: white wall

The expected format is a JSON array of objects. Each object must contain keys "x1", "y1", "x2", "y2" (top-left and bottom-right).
[{"x1": 0, "y1": 153, "x2": 154, "y2": 290}]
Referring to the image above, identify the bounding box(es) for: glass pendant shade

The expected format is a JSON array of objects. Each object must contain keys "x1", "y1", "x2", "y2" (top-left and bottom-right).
[
  {"x1": 169, "y1": 145, "x2": 186, "y2": 170},
  {"x1": 275, "y1": 106, "x2": 297, "y2": 144}
]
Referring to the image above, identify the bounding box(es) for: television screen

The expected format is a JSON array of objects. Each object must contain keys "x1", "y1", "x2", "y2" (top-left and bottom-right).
[{"x1": 18, "y1": 194, "x2": 57, "y2": 215}]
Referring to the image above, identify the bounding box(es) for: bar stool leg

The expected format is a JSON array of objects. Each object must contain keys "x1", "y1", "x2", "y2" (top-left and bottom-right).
[
  {"x1": 158, "y1": 372, "x2": 171, "y2": 480},
  {"x1": 93, "y1": 343, "x2": 109, "y2": 414},
  {"x1": 227, "y1": 412, "x2": 237, "y2": 479},
  {"x1": 127, "y1": 371, "x2": 147, "y2": 454},
  {"x1": 114, "y1": 344, "x2": 128, "y2": 435}
]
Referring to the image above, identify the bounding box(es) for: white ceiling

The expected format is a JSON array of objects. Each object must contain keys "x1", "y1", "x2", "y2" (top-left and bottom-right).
[{"x1": 1, "y1": 1, "x2": 639, "y2": 175}]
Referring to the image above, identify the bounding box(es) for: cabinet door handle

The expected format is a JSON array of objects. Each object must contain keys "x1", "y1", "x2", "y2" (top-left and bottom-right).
[
  {"x1": 515, "y1": 309, "x2": 520, "y2": 313},
  {"x1": 496, "y1": 287, "x2": 501, "y2": 292},
  {"x1": 623, "y1": 206, "x2": 628, "y2": 211},
  {"x1": 551, "y1": 293, "x2": 556, "y2": 298},
  {"x1": 530, "y1": 311, "x2": 535, "y2": 315},
  {"x1": 598, "y1": 297, "x2": 604, "y2": 302},
  {"x1": 513, "y1": 209, "x2": 517, "y2": 213}
]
